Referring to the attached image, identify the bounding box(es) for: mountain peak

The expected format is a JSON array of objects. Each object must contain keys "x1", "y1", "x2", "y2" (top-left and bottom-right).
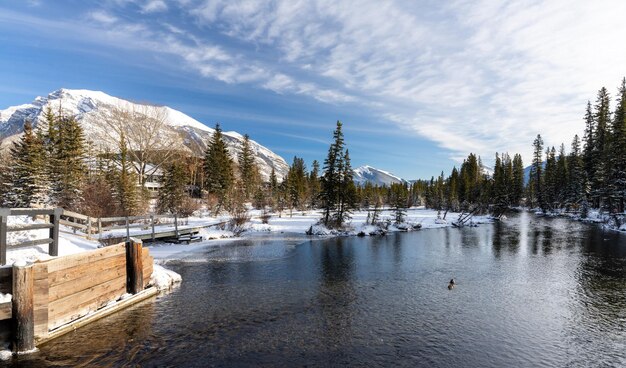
[
  {"x1": 353, "y1": 165, "x2": 407, "y2": 186},
  {"x1": 0, "y1": 88, "x2": 289, "y2": 180}
]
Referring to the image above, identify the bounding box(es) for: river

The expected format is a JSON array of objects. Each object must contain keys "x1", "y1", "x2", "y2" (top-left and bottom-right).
[{"x1": 4, "y1": 212, "x2": 626, "y2": 367}]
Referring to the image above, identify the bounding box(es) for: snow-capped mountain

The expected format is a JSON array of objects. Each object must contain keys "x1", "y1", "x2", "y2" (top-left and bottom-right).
[
  {"x1": 353, "y1": 165, "x2": 407, "y2": 186},
  {"x1": 0, "y1": 89, "x2": 288, "y2": 180}
]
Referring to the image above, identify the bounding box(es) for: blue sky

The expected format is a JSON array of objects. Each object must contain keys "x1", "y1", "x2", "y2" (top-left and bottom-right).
[{"x1": 1, "y1": 1, "x2": 626, "y2": 180}]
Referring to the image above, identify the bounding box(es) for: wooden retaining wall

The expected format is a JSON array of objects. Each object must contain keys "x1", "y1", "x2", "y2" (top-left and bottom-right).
[{"x1": 0, "y1": 241, "x2": 154, "y2": 348}]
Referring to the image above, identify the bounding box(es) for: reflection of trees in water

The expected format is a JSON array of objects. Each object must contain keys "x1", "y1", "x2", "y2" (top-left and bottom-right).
[
  {"x1": 564, "y1": 227, "x2": 626, "y2": 364},
  {"x1": 316, "y1": 237, "x2": 357, "y2": 352}
]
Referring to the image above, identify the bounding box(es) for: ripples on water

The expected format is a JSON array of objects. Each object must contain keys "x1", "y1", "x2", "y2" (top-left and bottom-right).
[{"x1": 4, "y1": 213, "x2": 626, "y2": 367}]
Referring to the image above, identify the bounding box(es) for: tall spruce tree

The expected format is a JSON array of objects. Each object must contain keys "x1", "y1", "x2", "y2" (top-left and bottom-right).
[
  {"x1": 237, "y1": 134, "x2": 260, "y2": 200},
  {"x1": 591, "y1": 87, "x2": 611, "y2": 208},
  {"x1": 530, "y1": 134, "x2": 544, "y2": 209},
  {"x1": 567, "y1": 135, "x2": 585, "y2": 208},
  {"x1": 511, "y1": 154, "x2": 524, "y2": 206},
  {"x1": 203, "y1": 123, "x2": 235, "y2": 211},
  {"x1": 5, "y1": 121, "x2": 48, "y2": 207},
  {"x1": 609, "y1": 78, "x2": 626, "y2": 212},
  {"x1": 320, "y1": 121, "x2": 355, "y2": 227},
  {"x1": 158, "y1": 161, "x2": 188, "y2": 214}
]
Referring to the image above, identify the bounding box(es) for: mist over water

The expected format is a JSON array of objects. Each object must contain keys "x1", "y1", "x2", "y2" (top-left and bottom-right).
[{"x1": 6, "y1": 212, "x2": 626, "y2": 367}]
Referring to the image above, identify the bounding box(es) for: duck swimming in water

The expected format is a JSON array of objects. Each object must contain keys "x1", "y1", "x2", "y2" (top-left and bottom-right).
[{"x1": 448, "y1": 279, "x2": 456, "y2": 290}]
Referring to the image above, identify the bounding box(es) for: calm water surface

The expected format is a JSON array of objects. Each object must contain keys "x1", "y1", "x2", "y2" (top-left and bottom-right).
[{"x1": 5, "y1": 212, "x2": 626, "y2": 367}]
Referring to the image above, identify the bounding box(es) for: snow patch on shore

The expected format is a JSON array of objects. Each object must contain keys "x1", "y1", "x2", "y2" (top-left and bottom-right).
[
  {"x1": 0, "y1": 348, "x2": 12, "y2": 361},
  {"x1": 0, "y1": 292, "x2": 11, "y2": 304},
  {"x1": 151, "y1": 264, "x2": 182, "y2": 291}
]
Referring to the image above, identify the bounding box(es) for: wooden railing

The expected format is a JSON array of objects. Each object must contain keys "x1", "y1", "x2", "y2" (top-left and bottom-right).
[{"x1": 0, "y1": 208, "x2": 189, "y2": 266}]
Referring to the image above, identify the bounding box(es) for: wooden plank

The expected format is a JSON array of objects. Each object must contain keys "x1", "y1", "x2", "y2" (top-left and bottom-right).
[
  {"x1": 48, "y1": 277, "x2": 127, "y2": 330},
  {"x1": 105, "y1": 224, "x2": 146, "y2": 231},
  {"x1": 33, "y1": 263, "x2": 48, "y2": 339},
  {"x1": 13, "y1": 263, "x2": 35, "y2": 352},
  {"x1": 61, "y1": 210, "x2": 89, "y2": 221},
  {"x1": 48, "y1": 261, "x2": 126, "y2": 302},
  {"x1": 7, "y1": 223, "x2": 54, "y2": 232},
  {"x1": 0, "y1": 266, "x2": 11, "y2": 294},
  {"x1": 0, "y1": 301, "x2": 11, "y2": 320},
  {"x1": 45, "y1": 243, "x2": 125, "y2": 273},
  {"x1": 10, "y1": 208, "x2": 55, "y2": 216},
  {"x1": 8, "y1": 238, "x2": 54, "y2": 248},
  {"x1": 59, "y1": 219, "x2": 87, "y2": 230},
  {"x1": 98, "y1": 216, "x2": 129, "y2": 223},
  {"x1": 48, "y1": 254, "x2": 125, "y2": 286},
  {"x1": 41, "y1": 287, "x2": 157, "y2": 344}
]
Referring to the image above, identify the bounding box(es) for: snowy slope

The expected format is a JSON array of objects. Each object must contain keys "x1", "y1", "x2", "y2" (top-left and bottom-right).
[
  {"x1": 0, "y1": 89, "x2": 288, "y2": 180},
  {"x1": 353, "y1": 165, "x2": 407, "y2": 186}
]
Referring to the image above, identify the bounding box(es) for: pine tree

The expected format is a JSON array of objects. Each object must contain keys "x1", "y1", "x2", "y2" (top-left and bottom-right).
[
  {"x1": 609, "y1": 78, "x2": 626, "y2": 212},
  {"x1": 113, "y1": 132, "x2": 140, "y2": 216},
  {"x1": 203, "y1": 123, "x2": 235, "y2": 211},
  {"x1": 511, "y1": 154, "x2": 524, "y2": 206},
  {"x1": 582, "y1": 101, "x2": 595, "y2": 195},
  {"x1": 590, "y1": 87, "x2": 611, "y2": 208},
  {"x1": 285, "y1": 156, "x2": 308, "y2": 215},
  {"x1": 237, "y1": 134, "x2": 260, "y2": 200},
  {"x1": 320, "y1": 121, "x2": 355, "y2": 227},
  {"x1": 4, "y1": 121, "x2": 48, "y2": 207},
  {"x1": 567, "y1": 135, "x2": 585, "y2": 209},
  {"x1": 158, "y1": 161, "x2": 188, "y2": 214},
  {"x1": 308, "y1": 160, "x2": 321, "y2": 208},
  {"x1": 555, "y1": 144, "x2": 568, "y2": 207},
  {"x1": 530, "y1": 134, "x2": 544, "y2": 209}
]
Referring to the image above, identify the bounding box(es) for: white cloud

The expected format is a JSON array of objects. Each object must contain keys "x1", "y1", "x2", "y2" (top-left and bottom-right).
[
  {"x1": 142, "y1": 0, "x2": 168, "y2": 13},
  {"x1": 88, "y1": 10, "x2": 118, "y2": 24}
]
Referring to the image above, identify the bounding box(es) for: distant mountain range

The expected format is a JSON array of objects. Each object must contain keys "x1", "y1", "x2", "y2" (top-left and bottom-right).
[{"x1": 0, "y1": 89, "x2": 289, "y2": 180}]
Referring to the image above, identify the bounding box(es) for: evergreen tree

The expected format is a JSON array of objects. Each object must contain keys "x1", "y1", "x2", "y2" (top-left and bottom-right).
[
  {"x1": 320, "y1": 121, "x2": 355, "y2": 227},
  {"x1": 308, "y1": 160, "x2": 321, "y2": 208},
  {"x1": 582, "y1": 101, "x2": 595, "y2": 194},
  {"x1": 555, "y1": 144, "x2": 568, "y2": 207},
  {"x1": 112, "y1": 132, "x2": 140, "y2": 215},
  {"x1": 590, "y1": 87, "x2": 611, "y2": 208},
  {"x1": 511, "y1": 154, "x2": 524, "y2": 206},
  {"x1": 158, "y1": 161, "x2": 188, "y2": 214},
  {"x1": 237, "y1": 134, "x2": 260, "y2": 200},
  {"x1": 4, "y1": 121, "x2": 48, "y2": 207},
  {"x1": 390, "y1": 182, "x2": 408, "y2": 223},
  {"x1": 203, "y1": 123, "x2": 235, "y2": 211},
  {"x1": 609, "y1": 78, "x2": 626, "y2": 212},
  {"x1": 285, "y1": 156, "x2": 308, "y2": 215},
  {"x1": 530, "y1": 134, "x2": 544, "y2": 209},
  {"x1": 567, "y1": 135, "x2": 585, "y2": 208}
]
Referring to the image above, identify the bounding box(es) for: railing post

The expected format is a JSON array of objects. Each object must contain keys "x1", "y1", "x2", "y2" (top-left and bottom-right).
[
  {"x1": 174, "y1": 214, "x2": 179, "y2": 238},
  {"x1": 49, "y1": 208, "x2": 61, "y2": 257},
  {"x1": 12, "y1": 261, "x2": 35, "y2": 353},
  {"x1": 125, "y1": 217, "x2": 130, "y2": 243},
  {"x1": 150, "y1": 214, "x2": 155, "y2": 242},
  {"x1": 86, "y1": 217, "x2": 92, "y2": 239},
  {"x1": 0, "y1": 208, "x2": 8, "y2": 266},
  {"x1": 125, "y1": 240, "x2": 143, "y2": 294}
]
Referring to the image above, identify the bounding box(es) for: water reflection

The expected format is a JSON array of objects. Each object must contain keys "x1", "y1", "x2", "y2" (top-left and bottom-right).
[{"x1": 5, "y1": 213, "x2": 626, "y2": 368}]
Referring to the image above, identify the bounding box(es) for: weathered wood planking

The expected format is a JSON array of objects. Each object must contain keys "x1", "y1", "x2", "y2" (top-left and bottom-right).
[
  {"x1": 0, "y1": 266, "x2": 11, "y2": 294},
  {"x1": 48, "y1": 254, "x2": 126, "y2": 294},
  {"x1": 46, "y1": 243, "x2": 125, "y2": 273},
  {"x1": 48, "y1": 260, "x2": 126, "y2": 302},
  {"x1": 48, "y1": 276, "x2": 126, "y2": 330},
  {"x1": 33, "y1": 263, "x2": 49, "y2": 339},
  {"x1": 142, "y1": 247, "x2": 153, "y2": 289},
  {"x1": 0, "y1": 301, "x2": 11, "y2": 320}
]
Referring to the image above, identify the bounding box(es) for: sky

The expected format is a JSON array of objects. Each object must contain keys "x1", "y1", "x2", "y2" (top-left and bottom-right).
[{"x1": 1, "y1": 0, "x2": 626, "y2": 180}]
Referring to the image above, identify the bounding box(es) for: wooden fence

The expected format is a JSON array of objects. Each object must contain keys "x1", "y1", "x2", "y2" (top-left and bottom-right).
[
  {"x1": 0, "y1": 240, "x2": 154, "y2": 351},
  {"x1": 0, "y1": 208, "x2": 188, "y2": 266}
]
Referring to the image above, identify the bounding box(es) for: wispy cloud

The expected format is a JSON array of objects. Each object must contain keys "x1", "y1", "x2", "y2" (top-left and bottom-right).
[{"x1": 5, "y1": 0, "x2": 626, "y2": 166}]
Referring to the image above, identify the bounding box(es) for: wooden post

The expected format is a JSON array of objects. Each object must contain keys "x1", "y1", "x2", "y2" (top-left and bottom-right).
[
  {"x1": 174, "y1": 214, "x2": 179, "y2": 238},
  {"x1": 125, "y1": 240, "x2": 144, "y2": 294},
  {"x1": 97, "y1": 217, "x2": 102, "y2": 236},
  {"x1": 12, "y1": 262, "x2": 35, "y2": 353},
  {"x1": 0, "y1": 208, "x2": 8, "y2": 266},
  {"x1": 125, "y1": 217, "x2": 130, "y2": 243},
  {"x1": 150, "y1": 214, "x2": 155, "y2": 242},
  {"x1": 86, "y1": 217, "x2": 92, "y2": 239},
  {"x1": 49, "y1": 208, "x2": 62, "y2": 257}
]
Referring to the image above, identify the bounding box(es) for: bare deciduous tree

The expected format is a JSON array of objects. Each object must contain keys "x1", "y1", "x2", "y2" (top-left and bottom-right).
[{"x1": 91, "y1": 102, "x2": 184, "y2": 187}]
